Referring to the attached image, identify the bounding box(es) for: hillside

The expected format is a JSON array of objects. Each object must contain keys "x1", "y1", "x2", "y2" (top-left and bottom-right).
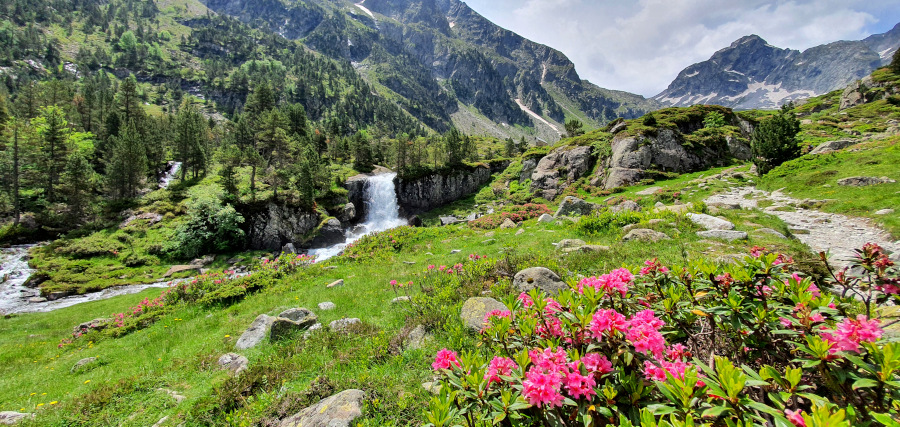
[{"x1": 654, "y1": 23, "x2": 900, "y2": 110}]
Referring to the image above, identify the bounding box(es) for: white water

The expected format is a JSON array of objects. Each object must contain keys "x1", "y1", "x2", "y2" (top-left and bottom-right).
[
  {"x1": 159, "y1": 161, "x2": 182, "y2": 188},
  {"x1": 309, "y1": 173, "x2": 406, "y2": 261}
]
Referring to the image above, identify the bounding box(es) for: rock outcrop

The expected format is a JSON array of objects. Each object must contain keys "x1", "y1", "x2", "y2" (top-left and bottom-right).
[
  {"x1": 461, "y1": 297, "x2": 508, "y2": 331},
  {"x1": 513, "y1": 267, "x2": 568, "y2": 295},
  {"x1": 245, "y1": 202, "x2": 320, "y2": 251},
  {"x1": 397, "y1": 165, "x2": 492, "y2": 214},
  {"x1": 837, "y1": 176, "x2": 896, "y2": 186},
  {"x1": 217, "y1": 353, "x2": 249, "y2": 376},
  {"x1": 270, "y1": 308, "x2": 318, "y2": 340},
  {"x1": 279, "y1": 389, "x2": 365, "y2": 427},
  {"x1": 555, "y1": 196, "x2": 598, "y2": 217},
  {"x1": 529, "y1": 146, "x2": 593, "y2": 200},
  {"x1": 810, "y1": 140, "x2": 856, "y2": 154},
  {"x1": 236, "y1": 314, "x2": 275, "y2": 350}
]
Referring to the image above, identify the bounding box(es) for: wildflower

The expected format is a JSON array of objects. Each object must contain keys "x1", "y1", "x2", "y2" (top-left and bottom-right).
[
  {"x1": 666, "y1": 344, "x2": 690, "y2": 361},
  {"x1": 389, "y1": 280, "x2": 398, "y2": 286},
  {"x1": 785, "y1": 409, "x2": 807, "y2": 427},
  {"x1": 427, "y1": 265, "x2": 435, "y2": 270},
  {"x1": 640, "y1": 258, "x2": 669, "y2": 276},
  {"x1": 750, "y1": 246, "x2": 766, "y2": 257},
  {"x1": 821, "y1": 315, "x2": 883, "y2": 353},
  {"x1": 563, "y1": 370, "x2": 596, "y2": 399},
  {"x1": 578, "y1": 268, "x2": 632, "y2": 296},
  {"x1": 84, "y1": 380, "x2": 91, "y2": 384},
  {"x1": 484, "y1": 356, "x2": 518, "y2": 384},
  {"x1": 581, "y1": 353, "x2": 612, "y2": 375},
  {"x1": 432, "y1": 348, "x2": 461, "y2": 371},
  {"x1": 522, "y1": 367, "x2": 564, "y2": 408},
  {"x1": 809, "y1": 313, "x2": 825, "y2": 323},
  {"x1": 49, "y1": 401, "x2": 57, "y2": 405},
  {"x1": 626, "y1": 310, "x2": 666, "y2": 357},
  {"x1": 780, "y1": 317, "x2": 793, "y2": 328},
  {"x1": 224, "y1": 335, "x2": 231, "y2": 338},
  {"x1": 529, "y1": 347, "x2": 569, "y2": 374},
  {"x1": 406, "y1": 281, "x2": 413, "y2": 287},
  {"x1": 483, "y1": 309, "x2": 511, "y2": 323},
  {"x1": 589, "y1": 309, "x2": 627, "y2": 339}
]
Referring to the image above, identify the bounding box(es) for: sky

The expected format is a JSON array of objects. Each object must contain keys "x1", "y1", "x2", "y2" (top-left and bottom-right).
[{"x1": 461, "y1": 0, "x2": 900, "y2": 97}]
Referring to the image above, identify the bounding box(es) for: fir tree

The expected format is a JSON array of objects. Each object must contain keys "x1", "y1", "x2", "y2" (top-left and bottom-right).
[{"x1": 751, "y1": 103, "x2": 801, "y2": 175}]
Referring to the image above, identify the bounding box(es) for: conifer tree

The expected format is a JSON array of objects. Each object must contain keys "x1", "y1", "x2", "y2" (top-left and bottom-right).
[
  {"x1": 62, "y1": 151, "x2": 95, "y2": 221},
  {"x1": 751, "y1": 103, "x2": 801, "y2": 175},
  {"x1": 444, "y1": 128, "x2": 463, "y2": 166},
  {"x1": 105, "y1": 122, "x2": 147, "y2": 199},
  {"x1": 174, "y1": 101, "x2": 208, "y2": 180},
  {"x1": 33, "y1": 106, "x2": 70, "y2": 202}
]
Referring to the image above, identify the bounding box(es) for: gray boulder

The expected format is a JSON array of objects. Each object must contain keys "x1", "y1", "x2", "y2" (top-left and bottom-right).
[
  {"x1": 875, "y1": 209, "x2": 895, "y2": 215},
  {"x1": 555, "y1": 196, "x2": 597, "y2": 217},
  {"x1": 329, "y1": 318, "x2": 362, "y2": 333},
  {"x1": 318, "y1": 302, "x2": 336, "y2": 311},
  {"x1": 636, "y1": 186, "x2": 661, "y2": 196},
  {"x1": 513, "y1": 267, "x2": 568, "y2": 295},
  {"x1": 71, "y1": 357, "x2": 99, "y2": 373},
  {"x1": 440, "y1": 216, "x2": 461, "y2": 226},
  {"x1": 405, "y1": 325, "x2": 428, "y2": 350},
  {"x1": 530, "y1": 146, "x2": 593, "y2": 200},
  {"x1": 610, "y1": 200, "x2": 641, "y2": 213},
  {"x1": 837, "y1": 176, "x2": 897, "y2": 187},
  {"x1": 236, "y1": 314, "x2": 275, "y2": 350},
  {"x1": 499, "y1": 218, "x2": 518, "y2": 229},
  {"x1": 538, "y1": 214, "x2": 554, "y2": 223},
  {"x1": 218, "y1": 353, "x2": 249, "y2": 376},
  {"x1": 339, "y1": 202, "x2": 357, "y2": 223},
  {"x1": 461, "y1": 297, "x2": 509, "y2": 331},
  {"x1": 697, "y1": 230, "x2": 748, "y2": 241},
  {"x1": 556, "y1": 239, "x2": 587, "y2": 250},
  {"x1": 279, "y1": 389, "x2": 365, "y2": 427},
  {"x1": 810, "y1": 140, "x2": 855, "y2": 154},
  {"x1": 311, "y1": 218, "x2": 345, "y2": 247},
  {"x1": 270, "y1": 308, "x2": 318, "y2": 340},
  {"x1": 622, "y1": 229, "x2": 670, "y2": 242},
  {"x1": 686, "y1": 213, "x2": 735, "y2": 230},
  {"x1": 755, "y1": 228, "x2": 787, "y2": 239},
  {"x1": 0, "y1": 412, "x2": 34, "y2": 425},
  {"x1": 282, "y1": 243, "x2": 297, "y2": 254}
]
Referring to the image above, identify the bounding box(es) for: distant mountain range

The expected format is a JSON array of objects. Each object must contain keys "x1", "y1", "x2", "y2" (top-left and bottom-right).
[
  {"x1": 654, "y1": 23, "x2": 900, "y2": 110},
  {"x1": 201, "y1": 0, "x2": 659, "y2": 141}
]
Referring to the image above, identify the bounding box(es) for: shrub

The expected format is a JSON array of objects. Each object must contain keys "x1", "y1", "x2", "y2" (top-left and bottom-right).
[
  {"x1": 751, "y1": 104, "x2": 801, "y2": 174},
  {"x1": 576, "y1": 209, "x2": 646, "y2": 235},
  {"x1": 167, "y1": 194, "x2": 245, "y2": 259},
  {"x1": 425, "y1": 244, "x2": 899, "y2": 426},
  {"x1": 468, "y1": 204, "x2": 552, "y2": 230}
]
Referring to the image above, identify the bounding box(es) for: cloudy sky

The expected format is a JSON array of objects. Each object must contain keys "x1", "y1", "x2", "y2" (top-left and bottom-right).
[{"x1": 462, "y1": 0, "x2": 900, "y2": 97}]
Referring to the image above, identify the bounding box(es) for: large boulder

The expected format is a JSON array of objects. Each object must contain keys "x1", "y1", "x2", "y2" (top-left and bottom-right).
[
  {"x1": 217, "y1": 353, "x2": 249, "y2": 376},
  {"x1": 622, "y1": 229, "x2": 670, "y2": 242},
  {"x1": 236, "y1": 314, "x2": 275, "y2": 350},
  {"x1": 555, "y1": 196, "x2": 597, "y2": 217},
  {"x1": 837, "y1": 176, "x2": 896, "y2": 187},
  {"x1": 279, "y1": 389, "x2": 366, "y2": 427},
  {"x1": 329, "y1": 318, "x2": 362, "y2": 333},
  {"x1": 338, "y1": 202, "x2": 357, "y2": 223},
  {"x1": 610, "y1": 200, "x2": 641, "y2": 213},
  {"x1": 810, "y1": 140, "x2": 855, "y2": 155},
  {"x1": 0, "y1": 412, "x2": 34, "y2": 425},
  {"x1": 513, "y1": 267, "x2": 568, "y2": 295},
  {"x1": 697, "y1": 230, "x2": 748, "y2": 241},
  {"x1": 499, "y1": 218, "x2": 518, "y2": 229},
  {"x1": 461, "y1": 297, "x2": 509, "y2": 331},
  {"x1": 686, "y1": 213, "x2": 735, "y2": 230},
  {"x1": 556, "y1": 239, "x2": 587, "y2": 250},
  {"x1": 839, "y1": 76, "x2": 877, "y2": 110},
  {"x1": 530, "y1": 146, "x2": 593, "y2": 200},
  {"x1": 310, "y1": 218, "x2": 345, "y2": 247},
  {"x1": 270, "y1": 308, "x2": 318, "y2": 340},
  {"x1": 246, "y1": 203, "x2": 320, "y2": 251}
]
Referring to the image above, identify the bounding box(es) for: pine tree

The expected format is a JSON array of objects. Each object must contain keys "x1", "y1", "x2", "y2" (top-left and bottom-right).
[
  {"x1": 751, "y1": 103, "x2": 801, "y2": 175},
  {"x1": 105, "y1": 122, "x2": 147, "y2": 199},
  {"x1": 892, "y1": 47, "x2": 900, "y2": 74},
  {"x1": 565, "y1": 119, "x2": 584, "y2": 138},
  {"x1": 61, "y1": 151, "x2": 94, "y2": 221},
  {"x1": 33, "y1": 106, "x2": 70, "y2": 202},
  {"x1": 174, "y1": 101, "x2": 208, "y2": 180},
  {"x1": 352, "y1": 130, "x2": 373, "y2": 172},
  {"x1": 444, "y1": 128, "x2": 463, "y2": 166},
  {"x1": 504, "y1": 138, "x2": 515, "y2": 157}
]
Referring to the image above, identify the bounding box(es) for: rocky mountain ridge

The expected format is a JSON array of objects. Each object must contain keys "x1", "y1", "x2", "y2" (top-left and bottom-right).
[{"x1": 654, "y1": 23, "x2": 900, "y2": 110}]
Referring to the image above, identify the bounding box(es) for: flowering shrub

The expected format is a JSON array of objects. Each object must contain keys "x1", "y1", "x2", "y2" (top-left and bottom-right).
[
  {"x1": 425, "y1": 244, "x2": 900, "y2": 426},
  {"x1": 469, "y1": 204, "x2": 552, "y2": 230}
]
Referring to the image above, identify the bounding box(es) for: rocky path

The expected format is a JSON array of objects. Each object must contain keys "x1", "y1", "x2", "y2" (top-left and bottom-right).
[{"x1": 706, "y1": 187, "x2": 900, "y2": 269}]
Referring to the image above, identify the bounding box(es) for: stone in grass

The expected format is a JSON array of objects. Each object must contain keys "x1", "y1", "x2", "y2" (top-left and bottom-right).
[
  {"x1": 513, "y1": 267, "x2": 568, "y2": 295},
  {"x1": 279, "y1": 389, "x2": 365, "y2": 427},
  {"x1": 270, "y1": 308, "x2": 318, "y2": 340},
  {"x1": 555, "y1": 196, "x2": 597, "y2": 217},
  {"x1": 318, "y1": 302, "x2": 336, "y2": 311},
  {"x1": 562, "y1": 245, "x2": 610, "y2": 254},
  {"x1": 422, "y1": 381, "x2": 442, "y2": 395},
  {"x1": 405, "y1": 325, "x2": 428, "y2": 350},
  {"x1": 697, "y1": 230, "x2": 748, "y2": 241},
  {"x1": 235, "y1": 314, "x2": 275, "y2": 350},
  {"x1": 686, "y1": 213, "x2": 735, "y2": 230},
  {"x1": 499, "y1": 218, "x2": 518, "y2": 229},
  {"x1": 556, "y1": 239, "x2": 587, "y2": 250},
  {"x1": 217, "y1": 353, "x2": 249, "y2": 376},
  {"x1": 538, "y1": 214, "x2": 554, "y2": 223},
  {"x1": 516, "y1": 228, "x2": 525, "y2": 236},
  {"x1": 0, "y1": 412, "x2": 34, "y2": 424},
  {"x1": 71, "y1": 357, "x2": 99, "y2": 373},
  {"x1": 157, "y1": 388, "x2": 186, "y2": 403},
  {"x1": 329, "y1": 318, "x2": 362, "y2": 333},
  {"x1": 755, "y1": 228, "x2": 788, "y2": 239},
  {"x1": 326, "y1": 279, "x2": 344, "y2": 288},
  {"x1": 461, "y1": 297, "x2": 509, "y2": 331},
  {"x1": 837, "y1": 176, "x2": 896, "y2": 187},
  {"x1": 622, "y1": 229, "x2": 670, "y2": 242},
  {"x1": 876, "y1": 209, "x2": 895, "y2": 215},
  {"x1": 391, "y1": 296, "x2": 410, "y2": 304}
]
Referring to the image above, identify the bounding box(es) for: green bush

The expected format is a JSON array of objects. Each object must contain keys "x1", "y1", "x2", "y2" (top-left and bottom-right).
[
  {"x1": 576, "y1": 209, "x2": 645, "y2": 235},
  {"x1": 751, "y1": 104, "x2": 801, "y2": 174},
  {"x1": 167, "y1": 195, "x2": 245, "y2": 259}
]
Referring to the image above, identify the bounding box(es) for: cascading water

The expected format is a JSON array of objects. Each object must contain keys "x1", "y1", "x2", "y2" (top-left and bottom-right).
[
  {"x1": 310, "y1": 172, "x2": 406, "y2": 261},
  {"x1": 159, "y1": 161, "x2": 182, "y2": 189}
]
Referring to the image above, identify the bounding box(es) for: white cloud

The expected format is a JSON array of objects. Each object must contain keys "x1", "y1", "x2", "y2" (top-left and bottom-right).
[{"x1": 462, "y1": 0, "x2": 898, "y2": 96}]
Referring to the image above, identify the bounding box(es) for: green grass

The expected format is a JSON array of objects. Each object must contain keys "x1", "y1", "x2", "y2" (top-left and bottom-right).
[{"x1": 759, "y1": 137, "x2": 900, "y2": 236}]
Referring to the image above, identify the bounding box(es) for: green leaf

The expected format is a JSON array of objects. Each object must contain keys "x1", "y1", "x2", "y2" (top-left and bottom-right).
[
  {"x1": 702, "y1": 405, "x2": 730, "y2": 418},
  {"x1": 852, "y1": 378, "x2": 879, "y2": 390},
  {"x1": 647, "y1": 404, "x2": 677, "y2": 415},
  {"x1": 871, "y1": 412, "x2": 900, "y2": 427}
]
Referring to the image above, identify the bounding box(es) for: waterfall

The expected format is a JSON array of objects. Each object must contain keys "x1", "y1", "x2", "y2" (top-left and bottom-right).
[
  {"x1": 310, "y1": 172, "x2": 406, "y2": 261},
  {"x1": 159, "y1": 161, "x2": 182, "y2": 189}
]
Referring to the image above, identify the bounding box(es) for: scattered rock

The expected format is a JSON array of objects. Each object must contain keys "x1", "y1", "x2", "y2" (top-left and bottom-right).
[
  {"x1": 270, "y1": 308, "x2": 318, "y2": 340},
  {"x1": 516, "y1": 228, "x2": 525, "y2": 236},
  {"x1": 119, "y1": 212, "x2": 163, "y2": 229},
  {"x1": 318, "y1": 302, "x2": 336, "y2": 311},
  {"x1": 499, "y1": 218, "x2": 518, "y2": 229},
  {"x1": 163, "y1": 264, "x2": 201, "y2": 278},
  {"x1": 608, "y1": 120, "x2": 628, "y2": 135},
  {"x1": 282, "y1": 243, "x2": 297, "y2": 254},
  {"x1": 562, "y1": 245, "x2": 610, "y2": 254},
  {"x1": 422, "y1": 381, "x2": 442, "y2": 395},
  {"x1": 391, "y1": 296, "x2": 410, "y2": 304},
  {"x1": 191, "y1": 255, "x2": 215, "y2": 266},
  {"x1": 610, "y1": 200, "x2": 641, "y2": 213},
  {"x1": 440, "y1": 216, "x2": 461, "y2": 226},
  {"x1": 151, "y1": 416, "x2": 169, "y2": 427},
  {"x1": 686, "y1": 213, "x2": 735, "y2": 230},
  {"x1": 73, "y1": 318, "x2": 111, "y2": 336},
  {"x1": 450, "y1": 249, "x2": 462, "y2": 254},
  {"x1": 217, "y1": 353, "x2": 249, "y2": 376},
  {"x1": 26, "y1": 297, "x2": 47, "y2": 303},
  {"x1": 755, "y1": 228, "x2": 787, "y2": 239},
  {"x1": 513, "y1": 267, "x2": 568, "y2": 295},
  {"x1": 555, "y1": 196, "x2": 597, "y2": 217},
  {"x1": 482, "y1": 238, "x2": 497, "y2": 244},
  {"x1": 837, "y1": 176, "x2": 896, "y2": 187},
  {"x1": 556, "y1": 239, "x2": 587, "y2": 250},
  {"x1": 622, "y1": 223, "x2": 640, "y2": 233},
  {"x1": 279, "y1": 389, "x2": 365, "y2": 427},
  {"x1": 329, "y1": 318, "x2": 362, "y2": 333},
  {"x1": 484, "y1": 231, "x2": 496, "y2": 237},
  {"x1": 236, "y1": 314, "x2": 275, "y2": 350},
  {"x1": 460, "y1": 297, "x2": 509, "y2": 331},
  {"x1": 405, "y1": 325, "x2": 428, "y2": 350},
  {"x1": 0, "y1": 412, "x2": 34, "y2": 425},
  {"x1": 226, "y1": 257, "x2": 242, "y2": 265},
  {"x1": 655, "y1": 204, "x2": 691, "y2": 214},
  {"x1": 636, "y1": 186, "x2": 662, "y2": 196},
  {"x1": 326, "y1": 279, "x2": 344, "y2": 288},
  {"x1": 157, "y1": 388, "x2": 186, "y2": 404},
  {"x1": 654, "y1": 201, "x2": 665, "y2": 208},
  {"x1": 810, "y1": 140, "x2": 855, "y2": 155},
  {"x1": 697, "y1": 230, "x2": 748, "y2": 241},
  {"x1": 71, "y1": 357, "x2": 99, "y2": 373},
  {"x1": 538, "y1": 214, "x2": 553, "y2": 223},
  {"x1": 648, "y1": 219, "x2": 667, "y2": 226},
  {"x1": 622, "y1": 229, "x2": 670, "y2": 242},
  {"x1": 875, "y1": 209, "x2": 895, "y2": 215}
]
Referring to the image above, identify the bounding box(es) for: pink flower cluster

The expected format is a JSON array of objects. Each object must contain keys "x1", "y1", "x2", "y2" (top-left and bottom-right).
[
  {"x1": 642, "y1": 344, "x2": 702, "y2": 386},
  {"x1": 432, "y1": 348, "x2": 461, "y2": 370},
  {"x1": 820, "y1": 315, "x2": 883, "y2": 354},
  {"x1": 578, "y1": 268, "x2": 633, "y2": 297},
  {"x1": 483, "y1": 309, "x2": 511, "y2": 324},
  {"x1": 625, "y1": 310, "x2": 667, "y2": 357},
  {"x1": 468, "y1": 254, "x2": 488, "y2": 261},
  {"x1": 639, "y1": 258, "x2": 669, "y2": 276},
  {"x1": 520, "y1": 348, "x2": 613, "y2": 407},
  {"x1": 484, "y1": 356, "x2": 518, "y2": 384}
]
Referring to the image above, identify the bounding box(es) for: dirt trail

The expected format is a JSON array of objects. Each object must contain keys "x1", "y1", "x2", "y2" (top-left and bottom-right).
[{"x1": 706, "y1": 186, "x2": 900, "y2": 269}]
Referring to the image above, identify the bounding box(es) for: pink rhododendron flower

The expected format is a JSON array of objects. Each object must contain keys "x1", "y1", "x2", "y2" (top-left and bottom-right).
[
  {"x1": 589, "y1": 309, "x2": 627, "y2": 339},
  {"x1": 432, "y1": 348, "x2": 461, "y2": 371},
  {"x1": 522, "y1": 367, "x2": 564, "y2": 408},
  {"x1": 626, "y1": 311, "x2": 666, "y2": 357},
  {"x1": 483, "y1": 309, "x2": 511, "y2": 323},
  {"x1": 389, "y1": 280, "x2": 398, "y2": 286},
  {"x1": 821, "y1": 315, "x2": 883, "y2": 353},
  {"x1": 785, "y1": 409, "x2": 807, "y2": 427},
  {"x1": 780, "y1": 317, "x2": 793, "y2": 328},
  {"x1": 529, "y1": 347, "x2": 569, "y2": 374},
  {"x1": 809, "y1": 313, "x2": 824, "y2": 323},
  {"x1": 640, "y1": 258, "x2": 669, "y2": 276},
  {"x1": 666, "y1": 344, "x2": 690, "y2": 361},
  {"x1": 484, "y1": 356, "x2": 517, "y2": 384},
  {"x1": 581, "y1": 353, "x2": 613, "y2": 375},
  {"x1": 563, "y1": 370, "x2": 596, "y2": 399},
  {"x1": 578, "y1": 268, "x2": 632, "y2": 296}
]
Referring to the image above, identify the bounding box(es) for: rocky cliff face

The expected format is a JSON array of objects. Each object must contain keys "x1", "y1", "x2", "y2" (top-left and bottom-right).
[
  {"x1": 397, "y1": 166, "x2": 493, "y2": 214},
  {"x1": 655, "y1": 24, "x2": 900, "y2": 110},
  {"x1": 244, "y1": 203, "x2": 322, "y2": 251},
  {"x1": 528, "y1": 146, "x2": 593, "y2": 200},
  {"x1": 201, "y1": 0, "x2": 659, "y2": 140}
]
